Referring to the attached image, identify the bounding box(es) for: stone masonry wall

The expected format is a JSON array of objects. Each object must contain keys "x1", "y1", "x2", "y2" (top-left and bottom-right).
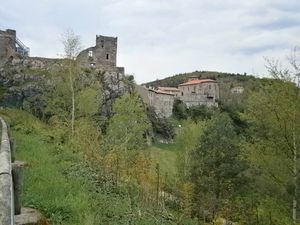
[{"x1": 0, "y1": 29, "x2": 17, "y2": 61}]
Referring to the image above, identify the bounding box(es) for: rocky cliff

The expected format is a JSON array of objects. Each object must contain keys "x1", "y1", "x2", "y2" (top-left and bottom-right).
[{"x1": 0, "y1": 60, "x2": 128, "y2": 118}]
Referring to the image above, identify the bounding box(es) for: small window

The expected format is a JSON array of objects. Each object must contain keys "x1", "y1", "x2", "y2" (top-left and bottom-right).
[
  {"x1": 209, "y1": 84, "x2": 211, "y2": 89},
  {"x1": 101, "y1": 40, "x2": 104, "y2": 48},
  {"x1": 88, "y1": 50, "x2": 93, "y2": 57},
  {"x1": 106, "y1": 54, "x2": 109, "y2": 60},
  {"x1": 181, "y1": 92, "x2": 183, "y2": 96}
]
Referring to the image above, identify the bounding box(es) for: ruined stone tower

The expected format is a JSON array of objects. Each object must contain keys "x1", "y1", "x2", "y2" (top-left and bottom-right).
[
  {"x1": 77, "y1": 35, "x2": 123, "y2": 73},
  {"x1": 0, "y1": 29, "x2": 29, "y2": 62},
  {"x1": 95, "y1": 35, "x2": 117, "y2": 67}
]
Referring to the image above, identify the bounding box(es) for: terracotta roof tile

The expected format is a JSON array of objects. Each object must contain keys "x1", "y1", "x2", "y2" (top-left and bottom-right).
[
  {"x1": 179, "y1": 79, "x2": 217, "y2": 86},
  {"x1": 158, "y1": 87, "x2": 180, "y2": 92}
]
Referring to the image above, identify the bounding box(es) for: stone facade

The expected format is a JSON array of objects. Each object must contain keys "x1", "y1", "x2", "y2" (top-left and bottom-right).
[
  {"x1": 231, "y1": 86, "x2": 244, "y2": 94},
  {"x1": 137, "y1": 78, "x2": 219, "y2": 118},
  {"x1": 0, "y1": 29, "x2": 17, "y2": 61},
  {"x1": 0, "y1": 29, "x2": 124, "y2": 75},
  {"x1": 157, "y1": 87, "x2": 180, "y2": 97},
  {"x1": 0, "y1": 29, "x2": 29, "y2": 64},
  {"x1": 178, "y1": 79, "x2": 219, "y2": 107},
  {"x1": 148, "y1": 89, "x2": 174, "y2": 117},
  {"x1": 77, "y1": 35, "x2": 124, "y2": 73},
  {"x1": 136, "y1": 86, "x2": 175, "y2": 118},
  {"x1": 0, "y1": 29, "x2": 127, "y2": 118}
]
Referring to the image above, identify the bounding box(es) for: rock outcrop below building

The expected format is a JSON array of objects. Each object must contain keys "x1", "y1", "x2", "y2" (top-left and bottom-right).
[{"x1": 0, "y1": 29, "x2": 127, "y2": 117}]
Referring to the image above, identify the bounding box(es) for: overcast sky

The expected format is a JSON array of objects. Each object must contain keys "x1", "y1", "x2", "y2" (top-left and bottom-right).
[{"x1": 1, "y1": 0, "x2": 299, "y2": 83}]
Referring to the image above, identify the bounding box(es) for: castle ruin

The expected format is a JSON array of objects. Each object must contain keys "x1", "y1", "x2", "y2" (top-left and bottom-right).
[
  {"x1": 0, "y1": 29, "x2": 124, "y2": 74},
  {"x1": 77, "y1": 35, "x2": 124, "y2": 73},
  {"x1": 0, "y1": 29, "x2": 29, "y2": 62}
]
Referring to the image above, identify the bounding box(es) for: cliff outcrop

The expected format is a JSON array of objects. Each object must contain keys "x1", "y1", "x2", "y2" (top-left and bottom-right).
[{"x1": 0, "y1": 61, "x2": 127, "y2": 118}]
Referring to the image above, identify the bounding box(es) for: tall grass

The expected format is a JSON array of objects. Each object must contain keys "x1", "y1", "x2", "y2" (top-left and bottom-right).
[
  {"x1": 14, "y1": 131, "x2": 95, "y2": 224},
  {"x1": 0, "y1": 109, "x2": 166, "y2": 224}
]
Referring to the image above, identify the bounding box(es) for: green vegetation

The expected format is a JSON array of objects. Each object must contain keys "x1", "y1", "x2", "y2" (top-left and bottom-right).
[
  {"x1": 0, "y1": 33, "x2": 299, "y2": 224},
  {"x1": 144, "y1": 70, "x2": 254, "y2": 88},
  {"x1": 1, "y1": 109, "x2": 170, "y2": 224}
]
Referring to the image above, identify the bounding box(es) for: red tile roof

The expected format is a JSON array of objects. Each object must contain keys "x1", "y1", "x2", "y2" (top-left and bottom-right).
[{"x1": 179, "y1": 79, "x2": 217, "y2": 86}]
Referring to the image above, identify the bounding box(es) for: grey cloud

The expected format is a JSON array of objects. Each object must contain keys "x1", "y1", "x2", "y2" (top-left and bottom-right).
[
  {"x1": 238, "y1": 44, "x2": 289, "y2": 55},
  {"x1": 0, "y1": 0, "x2": 299, "y2": 83},
  {"x1": 248, "y1": 17, "x2": 300, "y2": 31}
]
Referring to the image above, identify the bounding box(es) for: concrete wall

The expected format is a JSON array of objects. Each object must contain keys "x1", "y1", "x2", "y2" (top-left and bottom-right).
[{"x1": 0, "y1": 117, "x2": 13, "y2": 225}]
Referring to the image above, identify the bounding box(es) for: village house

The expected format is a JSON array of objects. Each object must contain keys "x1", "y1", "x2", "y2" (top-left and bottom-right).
[
  {"x1": 230, "y1": 86, "x2": 244, "y2": 94},
  {"x1": 137, "y1": 78, "x2": 219, "y2": 118},
  {"x1": 147, "y1": 88, "x2": 175, "y2": 117},
  {"x1": 178, "y1": 78, "x2": 219, "y2": 107},
  {"x1": 157, "y1": 87, "x2": 180, "y2": 96}
]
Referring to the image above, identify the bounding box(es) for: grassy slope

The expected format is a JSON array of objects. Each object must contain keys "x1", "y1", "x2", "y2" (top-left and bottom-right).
[
  {"x1": 1, "y1": 109, "x2": 178, "y2": 225},
  {"x1": 147, "y1": 143, "x2": 181, "y2": 187},
  {"x1": 15, "y1": 131, "x2": 94, "y2": 225}
]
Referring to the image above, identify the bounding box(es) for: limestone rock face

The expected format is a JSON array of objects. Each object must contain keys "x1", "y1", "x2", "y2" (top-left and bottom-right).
[{"x1": 0, "y1": 65, "x2": 127, "y2": 118}]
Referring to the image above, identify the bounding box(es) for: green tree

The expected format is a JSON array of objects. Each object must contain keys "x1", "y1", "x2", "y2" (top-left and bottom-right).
[
  {"x1": 189, "y1": 104, "x2": 217, "y2": 122},
  {"x1": 147, "y1": 106, "x2": 175, "y2": 140},
  {"x1": 243, "y1": 59, "x2": 300, "y2": 224},
  {"x1": 106, "y1": 92, "x2": 151, "y2": 152},
  {"x1": 173, "y1": 99, "x2": 188, "y2": 120},
  {"x1": 175, "y1": 119, "x2": 206, "y2": 180},
  {"x1": 190, "y1": 113, "x2": 247, "y2": 222}
]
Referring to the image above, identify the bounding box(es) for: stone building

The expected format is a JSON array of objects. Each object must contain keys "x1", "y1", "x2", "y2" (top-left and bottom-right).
[
  {"x1": 137, "y1": 78, "x2": 219, "y2": 118},
  {"x1": 0, "y1": 29, "x2": 29, "y2": 62},
  {"x1": 230, "y1": 86, "x2": 244, "y2": 94},
  {"x1": 136, "y1": 85, "x2": 175, "y2": 118},
  {"x1": 77, "y1": 35, "x2": 124, "y2": 73},
  {"x1": 157, "y1": 87, "x2": 180, "y2": 97},
  {"x1": 0, "y1": 29, "x2": 124, "y2": 75},
  {"x1": 148, "y1": 89, "x2": 175, "y2": 117},
  {"x1": 178, "y1": 78, "x2": 219, "y2": 107}
]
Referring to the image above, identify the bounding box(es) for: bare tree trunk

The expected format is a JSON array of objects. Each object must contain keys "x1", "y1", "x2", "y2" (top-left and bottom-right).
[
  {"x1": 293, "y1": 77, "x2": 299, "y2": 224},
  {"x1": 293, "y1": 114, "x2": 298, "y2": 224},
  {"x1": 156, "y1": 163, "x2": 160, "y2": 206},
  {"x1": 69, "y1": 61, "x2": 75, "y2": 137},
  {"x1": 184, "y1": 148, "x2": 188, "y2": 178}
]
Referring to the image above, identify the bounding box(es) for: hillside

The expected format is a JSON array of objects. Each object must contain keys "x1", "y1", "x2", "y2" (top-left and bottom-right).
[
  {"x1": 144, "y1": 71, "x2": 255, "y2": 86},
  {"x1": 144, "y1": 70, "x2": 263, "y2": 102}
]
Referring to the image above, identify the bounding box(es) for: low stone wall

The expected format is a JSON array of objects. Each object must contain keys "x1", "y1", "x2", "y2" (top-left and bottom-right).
[{"x1": 0, "y1": 117, "x2": 13, "y2": 225}]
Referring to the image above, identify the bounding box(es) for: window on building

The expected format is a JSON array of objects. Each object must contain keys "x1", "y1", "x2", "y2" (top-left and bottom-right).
[
  {"x1": 101, "y1": 40, "x2": 104, "y2": 48},
  {"x1": 88, "y1": 50, "x2": 93, "y2": 57},
  {"x1": 106, "y1": 54, "x2": 109, "y2": 60},
  {"x1": 209, "y1": 84, "x2": 211, "y2": 89},
  {"x1": 181, "y1": 92, "x2": 183, "y2": 96}
]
